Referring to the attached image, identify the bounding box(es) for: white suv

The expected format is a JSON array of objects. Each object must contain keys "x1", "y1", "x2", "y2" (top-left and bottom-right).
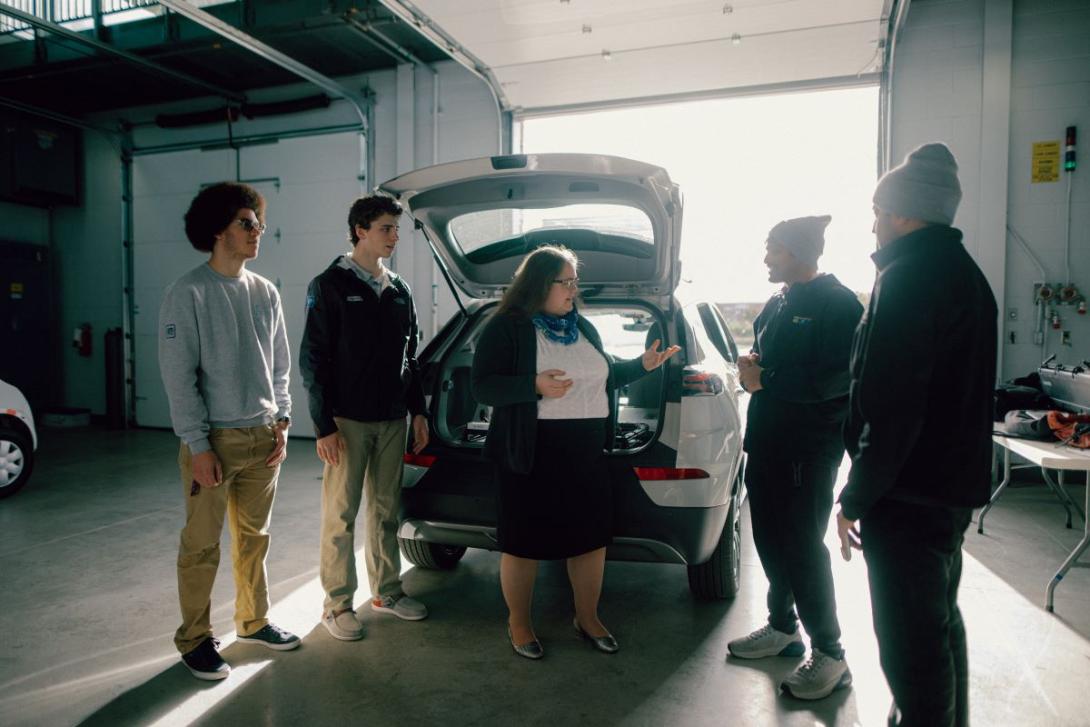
[
  {"x1": 380, "y1": 154, "x2": 747, "y2": 599},
  {"x1": 0, "y1": 378, "x2": 37, "y2": 498}
]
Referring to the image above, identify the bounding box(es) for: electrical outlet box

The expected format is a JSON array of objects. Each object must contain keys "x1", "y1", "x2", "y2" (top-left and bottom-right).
[
  {"x1": 1061, "y1": 331, "x2": 1072, "y2": 346},
  {"x1": 1008, "y1": 308, "x2": 1019, "y2": 320}
]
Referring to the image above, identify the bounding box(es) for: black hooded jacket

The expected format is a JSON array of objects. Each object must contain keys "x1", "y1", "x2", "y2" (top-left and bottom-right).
[
  {"x1": 299, "y1": 256, "x2": 426, "y2": 437},
  {"x1": 743, "y1": 273, "x2": 864, "y2": 464},
  {"x1": 839, "y1": 225, "x2": 997, "y2": 520}
]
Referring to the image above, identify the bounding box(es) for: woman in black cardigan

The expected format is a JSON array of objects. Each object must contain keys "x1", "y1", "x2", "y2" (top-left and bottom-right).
[{"x1": 471, "y1": 245, "x2": 679, "y2": 660}]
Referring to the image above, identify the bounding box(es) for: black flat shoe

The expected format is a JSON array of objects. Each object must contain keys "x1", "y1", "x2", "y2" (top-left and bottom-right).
[
  {"x1": 573, "y1": 617, "x2": 619, "y2": 654},
  {"x1": 507, "y1": 626, "x2": 544, "y2": 660}
]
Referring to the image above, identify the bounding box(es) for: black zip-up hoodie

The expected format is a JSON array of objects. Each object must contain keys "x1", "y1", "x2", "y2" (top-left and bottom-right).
[
  {"x1": 839, "y1": 225, "x2": 997, "y2": 520},
  {"x1": 299, "y1": 256, "x2": 426, "y2": 437},
  {"x1": 744, "y1": 273, "x2": 864, "y2": 464}
]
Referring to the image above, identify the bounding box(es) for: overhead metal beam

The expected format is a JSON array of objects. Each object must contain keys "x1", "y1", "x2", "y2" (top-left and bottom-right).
[
  {"x1": 343, "y1": 14, "x2": 430, "y2": 69},
  {"x1": 157, "y1": 0, "x2": 370, "y2": 127},
  {"x1": 0, "y1": 2, "x2": 245, "y2": 102},
  {"x1": 0, "y1": 96, "x2": 118, "y2": 135}
]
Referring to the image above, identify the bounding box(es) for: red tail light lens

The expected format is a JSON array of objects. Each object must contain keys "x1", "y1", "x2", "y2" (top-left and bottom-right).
[
  {"x1": 403, "y1": 453, "x2": 437, "y2": 467},
  {"x1": 633, "y1": 467, "x2": 711, "y2": 480},
  {"x1": 682, "y1": 368, "x2": 724, "y2": 396}
]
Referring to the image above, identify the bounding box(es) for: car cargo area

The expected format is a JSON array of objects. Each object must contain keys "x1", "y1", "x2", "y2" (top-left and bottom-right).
[{"x1": 430, "y1": 303, "x2": 667, "y2": 454}]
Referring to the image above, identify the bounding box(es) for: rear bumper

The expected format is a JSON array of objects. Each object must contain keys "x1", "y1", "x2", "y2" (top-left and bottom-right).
[
  {"x1": 397, "y1": 499, "x2": 728, "y2": 566},
  {"x1": 399, "y1": 451, "x2": 732, "y2": 565}
]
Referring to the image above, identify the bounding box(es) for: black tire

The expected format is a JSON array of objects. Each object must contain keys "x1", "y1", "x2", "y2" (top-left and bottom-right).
[
  {"x1": 0, "y1": 428, "x2": 34, "y2": 499},
  {"x1": 398, "y1": 537, "x2": 467, "y2": 570},
  {"x1": 687, "y1": 500, "x2": 741, "y2": 600}
]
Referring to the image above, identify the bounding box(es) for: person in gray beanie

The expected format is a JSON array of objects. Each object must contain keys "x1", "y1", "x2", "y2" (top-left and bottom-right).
[
  {"x1": 836, "y1": 142, "x2": 997, "y2": 727},
  {"x1": 727, "y1": 214, "x2": 863, "y2": 701}
]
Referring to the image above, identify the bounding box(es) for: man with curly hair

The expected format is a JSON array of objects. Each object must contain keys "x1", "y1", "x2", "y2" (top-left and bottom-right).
[{"x1": 159, "y1": 182, "x2": 299, "y2": 680}]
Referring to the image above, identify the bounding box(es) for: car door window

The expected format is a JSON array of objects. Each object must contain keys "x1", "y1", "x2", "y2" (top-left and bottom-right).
[{"x1": 696, "y1": 303, "x2": 736, "y2": 363}]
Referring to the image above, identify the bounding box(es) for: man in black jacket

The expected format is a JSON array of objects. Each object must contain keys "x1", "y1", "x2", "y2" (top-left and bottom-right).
[
  {"x1": 837, "y1": 143, "x2": 997, "y2": 727},
  {"x1": 727, "y1": 215, "x2": 863, "y2": 701},
  {"x1": 300, "y1": 195, "x2": 430, "y2": 641}
]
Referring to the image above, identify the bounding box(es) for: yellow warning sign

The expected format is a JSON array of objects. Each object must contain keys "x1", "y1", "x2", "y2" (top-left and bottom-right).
[{"x1": 1032, "y1": 141, "x2": 1061, "y2": 183}]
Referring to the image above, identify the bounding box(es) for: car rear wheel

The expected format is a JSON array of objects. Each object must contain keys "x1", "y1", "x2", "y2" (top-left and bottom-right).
[
  {"x1": 687, "y1": 498, "x2": 741, "y2": 600},
  {"x1": 399, "y1": 537, "x2": 467, "y2": 570},
  {"x1": 0, "y1": 428, "x2": 33, "y2": 499}
]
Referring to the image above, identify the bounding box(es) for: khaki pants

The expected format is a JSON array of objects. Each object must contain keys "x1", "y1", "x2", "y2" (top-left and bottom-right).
[
  {"x1": 320, "y1": 416, "x2": 407, "y2": 613},
  {"x1": 174, "y1": 425, "x2": 279, "y2": 655}
]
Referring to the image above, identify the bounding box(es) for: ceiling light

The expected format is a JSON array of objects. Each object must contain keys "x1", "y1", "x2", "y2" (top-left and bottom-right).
[
  {"x1": 601, "y1": 49, "x2": 612, "y2": 61},
  {"x1": 582, "y1": 24, "x2": 592, "y2": 34},
  {"x1": 731, "y1": 33, "x2": 742, "y2": 46},
  {"x1": 722, "y1": 3, "x2": 733, "y2": 13}
]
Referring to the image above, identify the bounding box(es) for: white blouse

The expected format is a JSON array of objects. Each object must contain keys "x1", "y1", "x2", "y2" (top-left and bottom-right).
[{"x1": 535, "y1": 329, "x2": 610, "y2": 420}]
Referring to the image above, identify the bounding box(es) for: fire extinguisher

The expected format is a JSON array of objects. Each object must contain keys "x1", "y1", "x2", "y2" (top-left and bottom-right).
[{"x1": 73, "y1": 323, "x2": 92, "y2": 357}]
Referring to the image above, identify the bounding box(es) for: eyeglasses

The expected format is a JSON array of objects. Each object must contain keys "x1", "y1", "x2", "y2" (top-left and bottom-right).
[
  {"x1": 552, "y1": 277, "x2": 580, "y2": 290},
  {"x1": 235, "y1": 218, "x2": 267, "y2": 234}
]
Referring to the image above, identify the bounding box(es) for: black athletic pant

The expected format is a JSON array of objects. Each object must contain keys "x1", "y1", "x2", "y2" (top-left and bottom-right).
[
  {"x1": 862, "y1": 499, "x2": 972, "y2": 727},
  {"x1": 745, "y1": 455, "x2": 843, "y2": 657}
]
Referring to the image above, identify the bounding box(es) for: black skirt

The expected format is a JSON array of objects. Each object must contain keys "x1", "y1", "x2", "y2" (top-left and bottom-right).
[{"x1": 496, "y1": 418, "x2": 612, "y2": 560}]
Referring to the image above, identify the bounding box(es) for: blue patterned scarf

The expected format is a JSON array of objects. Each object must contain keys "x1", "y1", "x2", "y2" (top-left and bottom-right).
[{"x1": 532, "y1": 308, "x2": 580, "y2": 345}]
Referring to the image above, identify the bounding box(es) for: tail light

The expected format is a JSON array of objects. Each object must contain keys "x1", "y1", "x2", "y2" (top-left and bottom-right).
[
  {"x1": 682, "y1": 367, "x2": 724, "y2": 396},
  {"x1": 634, "y1": 467, "x2": 711, "y2": 480},
  {"x1": 403, "y1": 453, "x2": 437, "y2": 467}
]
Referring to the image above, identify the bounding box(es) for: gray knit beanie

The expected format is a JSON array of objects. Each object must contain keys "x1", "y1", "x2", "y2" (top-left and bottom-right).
[
  {"x1": 767, "y1": 215, "x2": 832, "y2": 266},
  {"x1": 874, "y1": 143, "x2": 962, "y2": 225}
]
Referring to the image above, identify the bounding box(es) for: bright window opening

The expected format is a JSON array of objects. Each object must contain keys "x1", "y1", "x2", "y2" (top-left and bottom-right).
[
  {"x1": 449, "y1": 203, "x2": 653, "y2": 255},
  {"x1": 519, "y1": 86, "x2": 879, "y2": 349}
]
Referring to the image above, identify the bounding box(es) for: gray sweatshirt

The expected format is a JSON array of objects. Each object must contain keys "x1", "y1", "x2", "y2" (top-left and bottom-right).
[{"x1": 158, "y1": 263, "x2": 291, "y2": 454}]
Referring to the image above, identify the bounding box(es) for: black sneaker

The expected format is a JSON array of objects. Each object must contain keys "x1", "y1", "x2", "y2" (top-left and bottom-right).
[
  {"x1": 182, "y1": 638, "x2": 230, "y2": 681},
  {"x1": 237, "y1": 623, "x2": 300, "y2": 651}
]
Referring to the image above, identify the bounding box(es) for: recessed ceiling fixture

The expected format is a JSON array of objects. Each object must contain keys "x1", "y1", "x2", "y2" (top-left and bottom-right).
[
  {"x1": 731, "y1": 33, "x2": 742, "y2": 45},
  {"x1": 582, "y1": 24, "x2": 592, "y2": 34},
  {"x1": 601, "y1": 49, "x2": 612, "y2": 61},
  {"x1": 722, "y1": 3, "x2": 733, "y2": 14}
]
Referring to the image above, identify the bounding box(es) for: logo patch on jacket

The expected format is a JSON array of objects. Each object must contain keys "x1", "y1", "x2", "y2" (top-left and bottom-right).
[
  {"x1": 791, "y1": 316, "x2": 813, "y2": 325},
  {"x1": 305, "y1": 293, "x2": 316, "y2": 310},
  {"x1": 347, "y1": 295, "x2": 364, "y2": 302}
]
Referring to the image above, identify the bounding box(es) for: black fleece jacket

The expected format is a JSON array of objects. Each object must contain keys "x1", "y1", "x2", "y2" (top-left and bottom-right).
[
  {"x1": 839, "y1": 226, "x2": 997, "y2": 520},
  {"x1": 744, "y1": 273, "x2": 863, "y2": 464},
  {"x1": 470, "y1": 310, "x2": 648, "y2": 474},
  {"x1": 299, "y1": 257, "x2": 426, "y2": 437}
]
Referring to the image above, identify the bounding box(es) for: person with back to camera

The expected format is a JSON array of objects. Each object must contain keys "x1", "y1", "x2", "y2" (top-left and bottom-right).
[{"x1": 471, "y1": 245, "x2": 680, "y2": 660}]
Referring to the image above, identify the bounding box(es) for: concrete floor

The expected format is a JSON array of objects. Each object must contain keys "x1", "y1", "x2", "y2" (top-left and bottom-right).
[{"x1": 1, "y1": 428, "x2": 1088, "y2": 727}]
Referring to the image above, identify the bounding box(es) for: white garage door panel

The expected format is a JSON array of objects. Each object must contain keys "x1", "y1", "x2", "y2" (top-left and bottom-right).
[
  {"x1": 131, "y1": 134, "x2": 364, "y2": 436},
  {"x1": 132, "y1": 193, "x2": 195, "y2": 246},
  {"x1": 500, "y1": 23, "x2": 882, "y2": 110},
  {"x1": 133, "y1": 149, "x2": 236, "y2": 197},
  {"x1": 133, "y1": 331, "x2": 171, "y2": 429},
  {"x1": 240, "y1": 133, "x2": 365, "y2": 185},
  {"x1": 407, "y1": 0, "x2": 888, "y2": 110},
  {"x1": 279, "y1": 282, "x2": 314, "y2": 438}
]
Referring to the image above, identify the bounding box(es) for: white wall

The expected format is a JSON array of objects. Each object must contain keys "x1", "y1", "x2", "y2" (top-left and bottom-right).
[
  {"x1": 890, "y1": 0, "x2": 1090, "y2": 379},
  {"x1": 43, "y1": 60, "x2": 499, "y2": 417}
]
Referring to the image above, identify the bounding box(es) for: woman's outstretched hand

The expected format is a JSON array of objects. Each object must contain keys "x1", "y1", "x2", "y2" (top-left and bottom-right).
[{"x1": 641, "y1": 339, "x2": 682, "y2": 371}]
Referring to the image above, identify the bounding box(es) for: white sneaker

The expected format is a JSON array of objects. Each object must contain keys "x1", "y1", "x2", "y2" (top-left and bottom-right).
[
  {"x1": 781, "y1": 650, "x2": 852, "y2": 700},
  {"x1": 371, "y1": 594, "x2": 428, "y2": 621},
  {"x1": 727, "y1": 624, "x2": 805, "y2": 659},
  {"x1": 322, "y1": 609, "x2": 364, "y2": 641}
]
